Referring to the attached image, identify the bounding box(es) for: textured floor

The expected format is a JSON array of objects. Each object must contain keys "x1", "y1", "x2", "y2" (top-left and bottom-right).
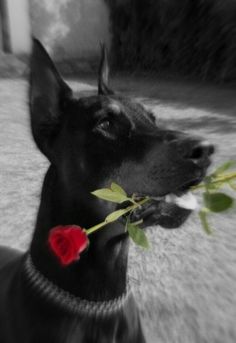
[{"x1": 0, "y1": 77, "x2": 235, "y2": 343}]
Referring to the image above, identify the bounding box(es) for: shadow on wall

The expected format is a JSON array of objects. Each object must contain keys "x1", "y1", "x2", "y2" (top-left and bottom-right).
[{"x1": 29, "y1": 0, "x2": 110, "y2": 63}]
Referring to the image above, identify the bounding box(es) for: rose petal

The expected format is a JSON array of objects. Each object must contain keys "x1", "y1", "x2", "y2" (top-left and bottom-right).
[{"x1": 48, "y1": 225, "x2": 88, "y2": 266}]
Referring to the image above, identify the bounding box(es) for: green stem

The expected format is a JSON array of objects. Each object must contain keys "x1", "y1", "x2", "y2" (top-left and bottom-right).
[
  {"x1": 191, "y1": 172, "x2": 236, "y2": 191},
  {"x1": 86, "y1": 198, "x2": 149, "y2": 236},
  {"x1": 86, "y1": 221, "x2": 108, "y2": 235}
]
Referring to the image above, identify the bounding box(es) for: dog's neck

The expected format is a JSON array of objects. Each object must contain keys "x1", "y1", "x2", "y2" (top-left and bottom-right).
[{"x1": 30, "y1": 166, "x2": 129, "y2": 301}]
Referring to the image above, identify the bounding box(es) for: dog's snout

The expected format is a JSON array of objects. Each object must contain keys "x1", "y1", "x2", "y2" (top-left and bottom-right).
[{"x1": 185, "y1": 140, "x2": 214, "y2": 162}]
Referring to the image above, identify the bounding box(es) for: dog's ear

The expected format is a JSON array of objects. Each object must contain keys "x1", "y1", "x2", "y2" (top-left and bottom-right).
[
  {"x1": 98, "y1": 43, "x2": 114, "y2": 95},
  {"x1": 29, "y1": 38, "x2": 72, "y2": 159}
]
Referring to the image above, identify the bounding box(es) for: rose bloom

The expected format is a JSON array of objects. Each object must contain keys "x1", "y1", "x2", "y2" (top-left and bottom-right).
[{"x1": 48, "y1": 225, "x2": 89, "y2": 266}]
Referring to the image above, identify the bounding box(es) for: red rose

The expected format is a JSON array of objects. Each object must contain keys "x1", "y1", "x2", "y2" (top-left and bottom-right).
[{"x1": 48, "y1": 225, "x2": 89, "y2": 266}]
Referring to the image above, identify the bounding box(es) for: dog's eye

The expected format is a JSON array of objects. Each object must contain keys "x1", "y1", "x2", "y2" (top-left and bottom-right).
[
  {"x1": 94, "y1": 118, "x2": 116, "y2": 139},
  {"x1": 96, "y1": 119, "x2": 111, "y2": 132}
]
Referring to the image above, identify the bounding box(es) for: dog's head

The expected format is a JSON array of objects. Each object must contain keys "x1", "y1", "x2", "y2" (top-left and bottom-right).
[{"x1": 30, "y1": 40, "x2": 214, "y2": 236}]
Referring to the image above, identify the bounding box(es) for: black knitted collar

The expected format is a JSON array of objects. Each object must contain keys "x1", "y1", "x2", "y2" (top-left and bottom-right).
[{"x1": 24, "y1": 254, "x2": 132, "y2": 317}]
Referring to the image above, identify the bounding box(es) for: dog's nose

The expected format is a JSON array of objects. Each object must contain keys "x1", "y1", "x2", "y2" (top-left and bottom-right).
[{"x1": 184, "y1": 140, "x2": 214, "y2": 162}]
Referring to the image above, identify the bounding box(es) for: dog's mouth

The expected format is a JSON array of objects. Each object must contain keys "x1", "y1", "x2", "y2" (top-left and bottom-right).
[
  {"x1": 153, "y1": 190, "x2": 198, "y2": 210},
  {"x1": 130, "y1": 177, "x2": 202, "y2": 229},
  {"x1": 152, "y1": 177, "x2": 201, "y2": 209}
]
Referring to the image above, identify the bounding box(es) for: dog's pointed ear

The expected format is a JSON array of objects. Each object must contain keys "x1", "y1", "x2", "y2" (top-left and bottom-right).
[
  {"x1": 98, "y1": 43, "x2": 114, "y2": 95},
  {"x1": 29, "y1": 38, "x2": 72, "y2": 159}
]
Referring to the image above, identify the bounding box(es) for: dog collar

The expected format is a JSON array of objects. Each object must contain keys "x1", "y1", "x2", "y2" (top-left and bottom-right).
[{"x1": 24, "y1": 254, "x2": 132, "y2": 317}]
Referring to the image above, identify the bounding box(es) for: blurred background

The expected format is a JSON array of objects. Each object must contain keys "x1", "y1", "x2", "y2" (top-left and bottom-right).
[
  {"x1": 0, "y1": 1, "x2": 236, "y2": 343},
  {"x1": 1, "y1": 0, "x2": 236, "y2": 81}
]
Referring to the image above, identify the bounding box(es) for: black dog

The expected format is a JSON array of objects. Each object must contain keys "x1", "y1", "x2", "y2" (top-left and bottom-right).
[{"x1": 0, "y1": 40, "x2": 214, "y2": 343}]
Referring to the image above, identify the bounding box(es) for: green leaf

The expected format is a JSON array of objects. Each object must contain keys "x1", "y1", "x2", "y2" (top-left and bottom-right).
[
  {"x1": 91, "y1": 189, "x2": 128, "y2": 203},
  {"x1": 199, "y1": 210, "x2": 212, "y2": 235},
  {"x1": 211, "y1": 160, "x2": 236, "y2": 177},
  {"x1": 203, "y1": 192, "x2": 234, "y2": 213},
  {"x1": 127, "y1": 223, "x2": 149, "y2": 249},
  {"x1": 111, "y1": 182, "x2": 127, "y2": 196},
  {"x1": 105, "y1": 209, "x2": 128, "y2": 223}
]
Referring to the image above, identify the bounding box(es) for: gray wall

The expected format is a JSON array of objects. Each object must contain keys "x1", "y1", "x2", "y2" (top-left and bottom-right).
[{"x1": 7, "y1": 0, "x2": 31, "y2": 53}]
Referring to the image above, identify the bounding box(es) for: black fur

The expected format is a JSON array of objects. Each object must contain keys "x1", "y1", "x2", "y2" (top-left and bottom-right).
[{"x1": 0, "y1": 39, "x2": 214, "y2": 343}]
